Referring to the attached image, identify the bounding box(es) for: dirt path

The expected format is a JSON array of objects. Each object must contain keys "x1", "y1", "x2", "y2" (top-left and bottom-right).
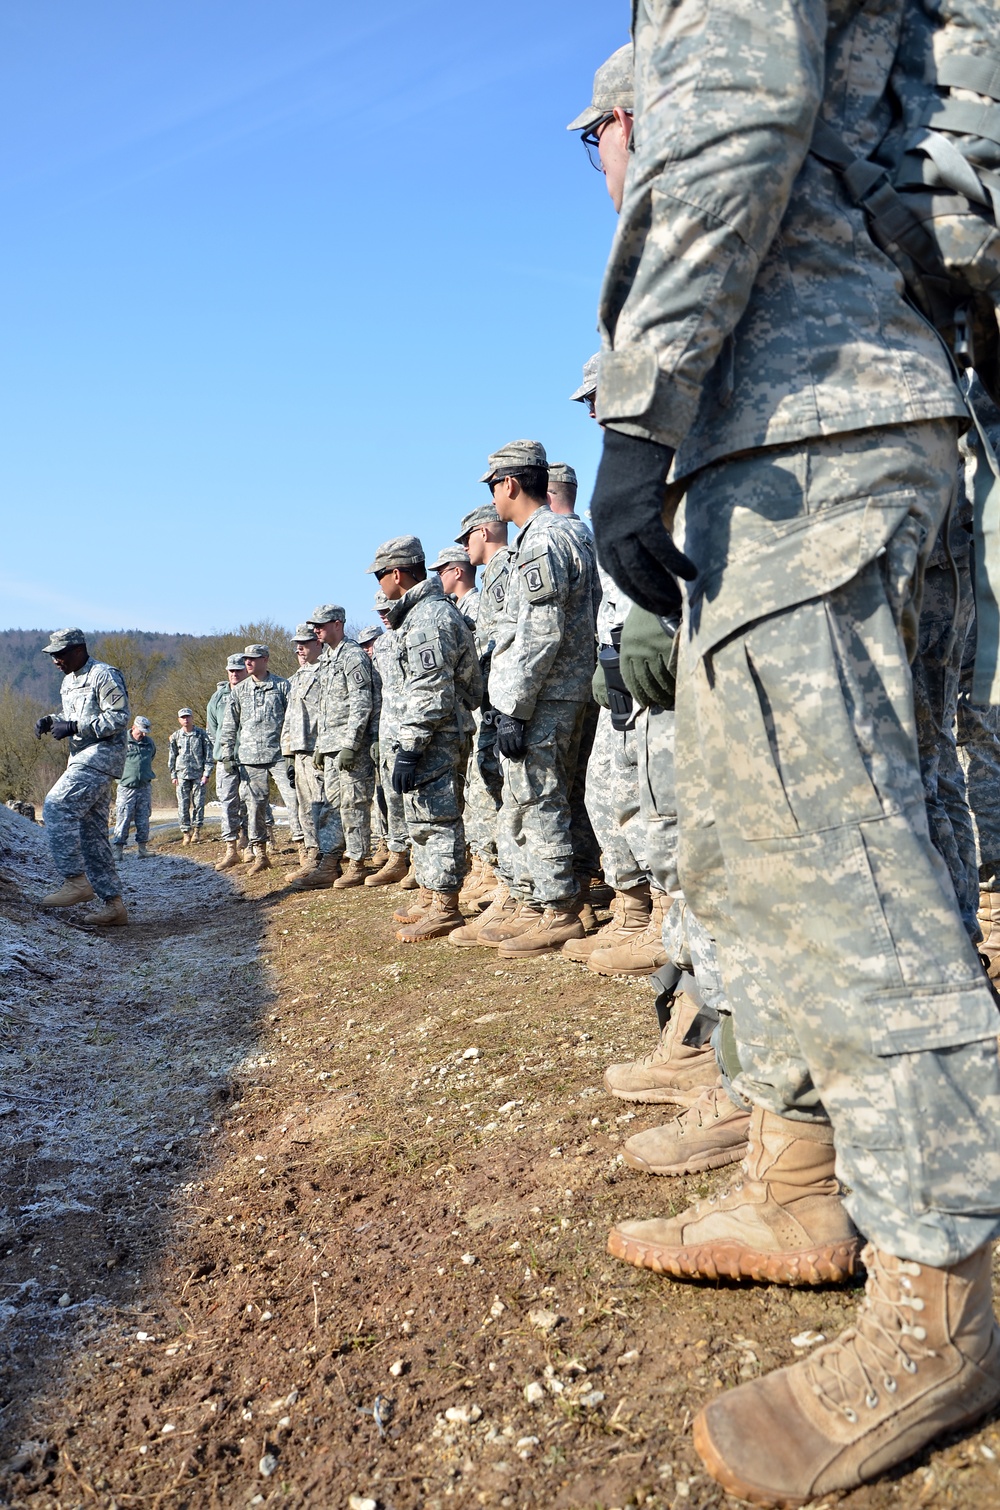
[{"x1": 2, "y1": 818, "x2": 999, "y2": 1508}]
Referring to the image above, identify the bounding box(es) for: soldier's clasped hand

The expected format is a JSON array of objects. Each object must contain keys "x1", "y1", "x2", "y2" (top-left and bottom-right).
[
  {"x1": 34, "y1": 715, "x2": 54, "y2": 739},
  {"x1": 589, "y1": 428, "x2": 695, "y2": 616},
  {"x1": 391, "y1": 749, "x2": 420, "y2": 793}
]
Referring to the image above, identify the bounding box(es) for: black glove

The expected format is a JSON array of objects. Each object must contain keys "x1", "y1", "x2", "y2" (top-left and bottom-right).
[
  {"x1": 391, "y1": 749, "x2": 420, "y2": 794},
  {"x1": 619, "y1": 606, "x2": 680, "y2": 709},
  {"x1": 286, "y1": 760, "x2": 295, "y2": 786},
  {"x1": 51, "y1": 719, "x2": 77, "y2": 740},
  {"x1": 589, "y1": 428, "x2": 696, "y2": 616},
  {"x1": 35, "y1": 715, "x2": 54, "y2": 739},
  {"x1": 495, "y1": 713, "x2": 526, "y2": 760}
]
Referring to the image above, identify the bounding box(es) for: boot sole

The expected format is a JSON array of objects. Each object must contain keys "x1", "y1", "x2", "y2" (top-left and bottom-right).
[
  {"x1": 333, "y1": 878, "x2": 366, "y2": 889},
  {"x1": 365, "y1": 876, "x2": 407, "y2": 887},
  {"x1": 623, "y1": 1138, "x2": 748, "y2": 1175},
  {"x1": 608, "y1": 1227, "x2": 862, "y2": 1286},
  {"x1": 498, "y1": 939, "x2": 583, "y2": 958},
  {"x1": 396, "y1": 921, "x2": 465, "y2": 943},
  {"x1": 449, "y1": 932, "x2": 492, "y2": 947},
  {"x1": 603, "y1": 1069, "x2": 721, "y2": 1104},
  {"x1": 587, "y1": 959, "x2": 667, "y2": 977}
]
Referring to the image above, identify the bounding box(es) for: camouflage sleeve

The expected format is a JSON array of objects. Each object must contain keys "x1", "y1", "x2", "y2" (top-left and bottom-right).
[
  {"x1": 168, "y1": 731, "x2": 178, "y2": 776},
  {"x1": 218, "y1": 691, "x2": 240, "y2": 762},
  {"x1": 343, "y1": 649, "x2": 374, "y2": 752},
  {"x1": 397, "y1": 625, "x2": 457, "y2": 751},
  {"x1": 83, "y1": 666, "x2": 129, "y2": 743},
  {"x1": 205, "y1": 691, "x2": 219, "y2": 743},
  {"x1": 596, "y1": 0, "x2": 824, "y2": 446},
  {"x1": 201, "y1": 728, "x2": 215, "y2": 775},
  {"x1": 497, "y1": 539, "x2": 569, "y2": 721}
]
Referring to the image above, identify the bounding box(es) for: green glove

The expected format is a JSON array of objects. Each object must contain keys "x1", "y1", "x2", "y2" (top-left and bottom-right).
[
  {"x1": 591, "y1": 662, "x2": 610, "y2": 710},
  {"x1": 223, "y1": 759, "x2": 238, "y2": 776},
  {"x1": 370, "y1": 740, "x2": 380, "y2": 766},
  {"x1": 619, "y1": 605, "x2": 680, "y2": 710},
  {"x1": 312, "y1": 749, "x2": 326, "y2": 771},
  {"x1": 336, "y1": 747, "x2": 356, "y2": 772}
]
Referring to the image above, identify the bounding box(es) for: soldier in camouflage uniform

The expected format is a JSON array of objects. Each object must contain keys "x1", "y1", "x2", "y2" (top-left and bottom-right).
[
  {"x1": 168, "y1": 708, "x2": 214, "y2": 845},
  {"x1": 468, "y1": 440, "x2": 598, "y2": 958},
  {"x1": 356, "y1": 622, "x2": 392, "y2": 872},
  {"x1": 590, "y1": 5, "x2": 1000, "y2": 1498},
  {"x1": 218, "y1": 644, "x2": 294, "y2": 875},
  {"x1": 370, "y1": 536, "x2": 482, "y2": 940},
  {"x1": 207, "y1": 653, "x2": 249, "y2": 871},
  {"x1": 281, "y1": 624, "x2": 340, "y2": 888},
  {"x1": 309, "y1": 604, "x2": 375, "y2": 889},
  {"x1": 364, "y1": 599, "x2": 412, "y2": 887},
  {"x1": 430, "y1": 544, "x2": 479, "y2": 623},
  {"x1": 112, "y1": 716, "x2": 156, "y2": 859},
  {"x1": 35, "y1": 628, "x2": 130, "y2": 925}
]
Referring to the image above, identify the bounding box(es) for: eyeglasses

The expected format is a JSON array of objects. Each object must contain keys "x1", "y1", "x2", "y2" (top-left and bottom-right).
[{"x1": 581, "y1": 114, "x2": 615, "y2": 171}]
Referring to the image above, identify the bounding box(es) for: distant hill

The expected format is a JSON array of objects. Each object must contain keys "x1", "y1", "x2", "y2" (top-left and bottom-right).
[{"x1": 0, "y1": 629, "x2": 208, "y2": 705}]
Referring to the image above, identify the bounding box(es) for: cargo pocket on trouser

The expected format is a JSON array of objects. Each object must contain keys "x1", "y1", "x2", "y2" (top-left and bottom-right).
[{"x1": 403, "y1": 764, "x2": 464, "y2": 890}]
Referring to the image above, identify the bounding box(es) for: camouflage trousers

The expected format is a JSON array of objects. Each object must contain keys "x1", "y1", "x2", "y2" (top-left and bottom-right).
[
  {"x1": 112, "y1": 782, "x2": 152, "y2": 846},
  {"x1": 401, "y1": 736, "x2": 468, "y2": 892},
  {"x1": 292, "y1": 752, "x2": 341, "y2": 855},
  {"x1": 215, "y1": 763, "x2": 247, "y2": 845},
  {"x1": 675, "y1": 419, "x2": 1000, "y2": 1266},
  {"x1": 464, "y1": 710, "x2": 501, "y2": 864},
  {"x1": 378, "y1": 750, "x2": 409, "y2": 853},
  {"x1": 636, "y1": 706, "x2": 679, "y2": 896},
  {"x1": 240, "y1": 761, "x2": 301, "y2": 846},
  {"x1": 569, "y1": 701, "x2": 602, "y2": 885},
  {"x1": 499, "y1": 698, "x2": 588, "y2": 907},
  {"x1": 43, "y1": 765, "x2": 119, "y2": 901},
  {"x1": 958, "y1": 592, "x2": 1000, "y2": 892},
  {"x1": 321, "y1": 746, "x2": 375, "y2": 860},
  {"x1": 175, "y1": 777, "x2": 207, "y2": 833},
  {"x1": 585, "y1": 708, "x2": 647, "y2": 892}
]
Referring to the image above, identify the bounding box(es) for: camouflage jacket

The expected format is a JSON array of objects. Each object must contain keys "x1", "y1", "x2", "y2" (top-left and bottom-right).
[
  {"x1": 489, "y1": 507, "x2": 598, "y2": 720},
  {"x1": 206, "y1": 682, "x2": 235, "y2": 761},
  {"x1": 475, "y1": 546, "x2": 514, "y2": 663},
  {"x1": 597, "y1": 0, "x2": 965, "y2": 478},
  {"x1": 218, "y1": 674, "x2": 290, "y2": 766},
  {"x1": 368, "y1": 657, "x2": 383, "y2": 739},
  {"x1": 168, "y1": 725, "x2": 214, "y2": 779},
  {"x1": 384, "y1": 575, "x2": 483, "y2": 752},
  {"x1": 281, "y1": 659, "x2": 325, "y2": 755},
  {"x1": 57, "y1": 658, "x2": 130, "y2": 778},
  {"x1": 597, "y1": 561, "x2": 633, "y2": 644},
  {"x1": 452, "y1": 588, "x2": 480, "y2": 626},
  {"x1": 315, "y1": 639, "x2": 373, "y2": 756},
  {"x1": 372, "y1": 630, "x2": 403, "y2": 744}
]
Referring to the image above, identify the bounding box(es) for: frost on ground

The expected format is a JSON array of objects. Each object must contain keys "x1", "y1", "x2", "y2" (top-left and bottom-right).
[{"x1": 0, "y1": 806, "x2": 266, "y2": 1452}]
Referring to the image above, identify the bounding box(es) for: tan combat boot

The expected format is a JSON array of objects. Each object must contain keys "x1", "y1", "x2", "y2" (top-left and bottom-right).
[
  {"x1": 137, "y1": 842, "x2": 150, "y2": 858},
  {"x1": 476, "y1": 899, "x2": 543, "y2": 948},
  {"x1": 694, "y1": 1242, "x2": 1000, "y2": 1505},
  {"x1": 370, "y1": 839, "x2": 390, "y2": 870},
  {"x1": 449, "y1": 883, "x2": 515, "y2": 946},
  {"x1": 295, "y1": 851, "x2": 342, "y2": 890},
  {"x1": 459, "y1": 854, "x2": 483, "y2": 901},
  {"x1": 587, "y1": 890, "x2": 670, "y2": 977},
  {"x1": 620, "y1": 1083, "x2": 749, "y2": 1176},
  {"x1": 112, "y1": 843, "x2": 125, "y2": 864},
  {"x1": 88, "y1": 895, "x2": 129, "y2": 927},
  {"x1": 40, "y1": 875, "x2": 95, "y2": 908},
  {"x1": 181, "y1": 832, "x2": 191, "y2": 846},
  {"x1": 333, "y1": 857, "x2": 368, "y2": 889},
  {"x1": 286, "y1": 847, "x2": 319, "y2": 883},
  {"x1": 191, "y1": 828, "x2": 203, "y2": 844},
  {"x1": 603, "y1": 990, "x2": 719, "y2": 1105},
  {"x1": 978, "y1": 888, "x2": 1000, "y2": 980},
  {"x1": 393, "y1": 887, "x2": 433, "y2": 924},
  {"x1": 563, "y1": 884, "x2": 651, "y2": 961},
  {"x1": 247, "y1": 843, "x2": 271, "y2": 875},
  {"x1": 289, "y1": 840, "x2": 308, "y2": 870},
  {"x1": 611, "y1": 1103, "x2": 861, "y2": 1286},
  {"x1": 215, "y1": 841, "x2": 240, "y2": 872},
  {"x1": 397, "y1": 863, "x2": 418, "y2": 890},
  {"x1": 365, "y1": 851, "x2": 410, "y2": 887},
  {"x1": 396, "y1": 890, "x2": 464, "y2": 943},
  {"x1": 465, "y1": 862, "x2": 499, "y2": 909},
  {"x1": 498, "y1": 903, "x2": 587, "y2": 958}
]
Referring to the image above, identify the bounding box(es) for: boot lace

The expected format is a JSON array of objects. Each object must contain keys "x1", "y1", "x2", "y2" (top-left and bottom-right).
[{"x1": 807, "y1": 1245, "x2": 935, "y2": 1422}]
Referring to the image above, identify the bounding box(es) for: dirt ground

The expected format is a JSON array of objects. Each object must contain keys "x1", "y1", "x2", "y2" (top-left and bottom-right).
[{"x1": 2, "y1": 816, "x2": 1000, "y2": 1510}]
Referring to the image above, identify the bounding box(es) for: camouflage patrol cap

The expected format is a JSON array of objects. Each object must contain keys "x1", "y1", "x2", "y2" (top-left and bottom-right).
[
  {"x1": 178, "y1": 707, "x2": 194, "y2": 717},
  {"x1": 357, "y1": 624, "x2": 382, "y2": 645},
  {"x1": 373, "y1": 590, "x2": 392, "y2": 612},
  {"x1": 366, "y1": 535, "x2": 425, "y2": 574},
  {"x1": 308, "y1": 604, "x2": 346, "y2": 625},
  {"x1": 570, "y1": 352, "x2": 600, "y2": 404},
  {"x1": 479, "y1": 439, "x2": 548, "y2": 485},
  {"x1": 293, "y1": 623, "x2": 318, "y2": 642},
  {"x1": 134, "y1": 716, "x2": 152, "y2": 732},
  {"x1": 41, "y1": 627, "x2": 86, "y2": 655},
  {"x1": 566, "y1": 43, "x2": 633, "y2": 133},
  {"x1": 547, "y1": 463, "x2": 578, "y2": 488},
  {"x1": 455, "y1": 503, "x2": 501, "y2": 542},
  {"x1": 225, "y1": 653, "x2": 247, "y2": 671},
  {"x1": 430, "y1": 544, "x2": 472, "y2": 571},
  {"x1": 244, "y1": 643, "x2": 269, "y2": 658}
]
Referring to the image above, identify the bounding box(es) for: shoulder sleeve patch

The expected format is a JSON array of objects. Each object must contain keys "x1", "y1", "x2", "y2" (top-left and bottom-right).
[
  {"x1": 352, "y1": 668, "x2": 367, "y2": 686},
  {"x1": 415, "y1": 644, "x2": 440, "y2": 673},
  {"x1": 519, "y1": 550, "x2": 556, "y2": 603}
]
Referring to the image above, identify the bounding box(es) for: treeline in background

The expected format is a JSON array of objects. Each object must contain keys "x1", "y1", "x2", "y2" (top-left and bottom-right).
[{"x1": 0, "y1": 621, "x2": 349, "y2": 811}]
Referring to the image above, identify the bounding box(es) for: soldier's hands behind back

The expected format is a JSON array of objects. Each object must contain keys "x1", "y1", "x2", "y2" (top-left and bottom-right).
[
  {"x1": 589, "y1": 428, "x2": 695, "y2": 617},
  {"x1": 495, "y1": 714, "x2": 526, "y2": 760},
  {"x1": 370, "y1": 740, "x2": 380, "y2": 766},
  {"x1": 51, "y1": 719, "x2": 77, "y2": 741},
  {"x1": 312, "y1": 750, "x2": 325, "y2": 771},
  {"x1": 34, "y1": 716, "x2": 54, "y2": 739},
  {"x1": 391, "y1": 749, "x2": 420, "y2": 794},
  {"x1": 619, "y1": 605, "x2": 680, "y2": 710},
  {"x1": 224, "y1": 759, "x2": 239, "y2": 776},
  {"x1": 335, "y1": 748, "x2": 356, "y2": 772}
]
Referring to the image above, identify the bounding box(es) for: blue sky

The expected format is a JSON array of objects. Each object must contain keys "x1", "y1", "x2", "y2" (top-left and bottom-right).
[{"x1": 0, "y1": 1, "x2": 625, "y2": 635}]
